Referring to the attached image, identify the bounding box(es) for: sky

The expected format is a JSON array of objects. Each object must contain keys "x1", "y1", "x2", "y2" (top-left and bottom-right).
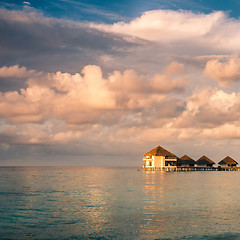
[{"x1": 1, "y1": 0, "x2": 240, "y2": 166}]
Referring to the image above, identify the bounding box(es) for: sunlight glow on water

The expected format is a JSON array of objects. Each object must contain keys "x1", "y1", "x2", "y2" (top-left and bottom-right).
[{"x1": 1, "y1": 167, "x2": 240, "y2": 239}]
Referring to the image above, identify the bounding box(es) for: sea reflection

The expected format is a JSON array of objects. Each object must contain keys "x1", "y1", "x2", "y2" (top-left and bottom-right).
[
  {"x1": 140, "y1": 172, "x2": 167, "y2": 238},
  {"x1": 76, "y1": 169, "x2": 111, "y2": 236},
  {"x1": 139, "y1": 171, "x2": 240, "y2": 239},
  {"x1": 1, "y1": 167, "x2": 240, "y2": 239}
]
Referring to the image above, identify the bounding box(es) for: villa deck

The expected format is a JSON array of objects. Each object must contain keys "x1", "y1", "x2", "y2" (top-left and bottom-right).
[{"x1": 143, "y1": 166, "x2": 240, "y2": 172}]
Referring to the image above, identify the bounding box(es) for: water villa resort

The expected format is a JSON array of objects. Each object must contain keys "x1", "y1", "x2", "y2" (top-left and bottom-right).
[{"x1": 142, "y1": 145, "x2": 239, "y2": 172}]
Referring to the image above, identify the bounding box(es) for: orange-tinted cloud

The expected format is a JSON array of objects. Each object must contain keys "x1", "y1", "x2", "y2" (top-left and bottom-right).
[
  {"x1": 0, "y1": 65, "x2": 37, "y2": 78},
  {"x1": 0, "y1": 63, "x2": 187, "y2": 125},
  {"x1": 204, "y1": 55, "x2": 240, "y2": 87},
  {"x1": 174, "y1": 87, "x2": 239, "y2": 129},
  {"x1": 149, "y1": 62, "x2": 187, "y2": 92}
]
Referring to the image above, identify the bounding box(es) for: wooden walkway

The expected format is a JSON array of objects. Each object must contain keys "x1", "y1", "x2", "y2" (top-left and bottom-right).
[{"x1": 142, "y1": 167, "x2": 240, "y2": 172}]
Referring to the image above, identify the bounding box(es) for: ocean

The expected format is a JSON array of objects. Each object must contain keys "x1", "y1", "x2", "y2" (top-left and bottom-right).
[{"x1": 0, "y1": 167, "x2": 240, "y2": 240}]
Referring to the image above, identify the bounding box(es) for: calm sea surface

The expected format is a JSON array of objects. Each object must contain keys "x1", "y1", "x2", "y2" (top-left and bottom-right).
[{"x1": 1, "y1": 167, "x2": 240, "y2": 240}]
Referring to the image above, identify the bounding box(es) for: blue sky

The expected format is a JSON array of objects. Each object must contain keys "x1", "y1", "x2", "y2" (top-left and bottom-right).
[
  {"x1": 3, "y1": 0, "x2": 240, "y2": 22},
  {"x1": 1, "y1": 0, "x2": 240, "y2": 166}
]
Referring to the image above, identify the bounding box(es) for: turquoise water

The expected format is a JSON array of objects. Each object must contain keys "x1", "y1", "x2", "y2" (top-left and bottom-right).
[{"x1": 1, "y1": 167, "x2": 240, "y2": 240}]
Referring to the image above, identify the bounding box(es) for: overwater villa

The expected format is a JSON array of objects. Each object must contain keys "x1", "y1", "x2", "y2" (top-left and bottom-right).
[
  {"x1": 178, "y1": 155, "x2": 196, "y2": 167},
  {"x1": 196, "y1": 155, "x2": 215, "y2": 168},
  {"x1": 142, "y1": 145, "x2": 239, "y2": 171},
  {"x1": 218, "y1": 156, "x2": 238, "y2": 168},
  {"x1": 143, "y1": 145, "x2": 178, "y2": 171}
]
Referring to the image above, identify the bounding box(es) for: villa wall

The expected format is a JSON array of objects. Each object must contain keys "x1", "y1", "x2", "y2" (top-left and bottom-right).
[{"x1": 153, "y1": 156, "x2": 165, "y2": 168}]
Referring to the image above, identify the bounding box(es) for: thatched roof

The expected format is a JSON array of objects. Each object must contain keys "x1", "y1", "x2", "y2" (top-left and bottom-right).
[
  {"x1": 144, "y1": 145, "x2": 178, "y2": 159},
  {"x1": 218, "y1": 156, "x2": 238, "y2": 165},
  {"x1": 179, "y1": 154, "x2": 196, "y2": 165},
  {"x1": 196, "y1": 155, "x2": 215, "y2": 165}
]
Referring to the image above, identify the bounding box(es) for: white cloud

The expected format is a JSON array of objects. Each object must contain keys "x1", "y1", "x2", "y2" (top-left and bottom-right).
[
  {"x1": 90, "y1": 9, "x2": 240, "y2": 53},
  {"x1": 91, "y1": 10, "x2": 224, "y2": 42},
  {"x1": 204, "y1": 55, "x2": 240, "y2": 87}
]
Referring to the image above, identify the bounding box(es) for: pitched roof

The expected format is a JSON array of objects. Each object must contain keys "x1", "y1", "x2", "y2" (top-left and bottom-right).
[
  {"x1": 196, "y1": 155, "x2": 215, "y2": 165},
  {"x1": 218, "y1": 156, "x2": 238, "y2": 165},
  {"x1": 179, "y1": 154, "x2": 196, "y2": 165},
  {"x1": 144, "y1": 145, "x2": 178, "y2": 158}
]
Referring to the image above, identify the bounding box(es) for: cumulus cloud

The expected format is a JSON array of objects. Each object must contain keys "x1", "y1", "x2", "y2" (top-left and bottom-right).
[
  {"x1": 91, "y1": 10, "x2": 223, "y2": 42},
  {"x1": 174, "y1": 87, "x2": 239, "y2": 128},
  {"x1": 1, "y1": 63, "x2": 240, "y2": 159},
  {"x1": 0, "y1": 65, "x2": 42, "y2": 91},
  {"x1": 149, "y1": 62, "x2": 187, "y2": 92},
  {"x1": 0, "y1": 84, "x2": 55, "y2": 123},
  {"x1": 0, "y1": 64, "x2": 187, "y2": 125},
  {"x1": 90, "y1": 9, "x2": 240, "y2": 53},
  {"x1": 204, "y1": 55, "x2": 240, "y2": 87},
  {"x1": 0, "y1": 65, "x2": 37, "y2": 78}
]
